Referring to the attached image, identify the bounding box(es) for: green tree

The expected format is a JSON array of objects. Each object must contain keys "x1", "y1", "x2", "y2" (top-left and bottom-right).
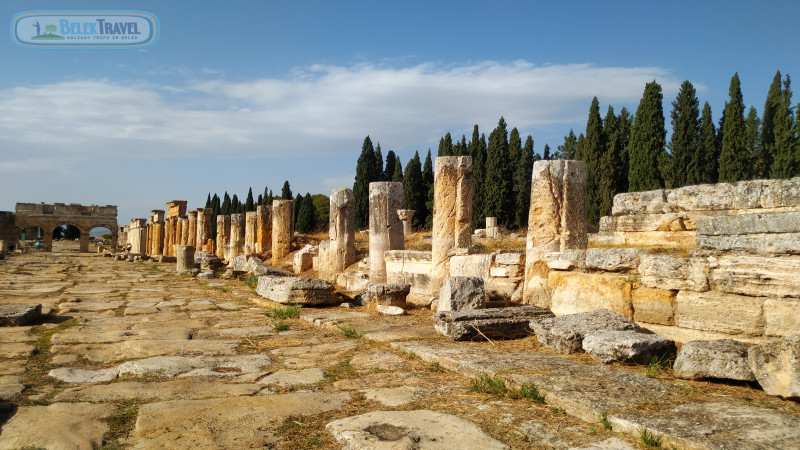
[
  {"x1": 670, "y1": 81, "x2": 701, "y2": 187},
  {"x1": 281, "y1": 181, "x2": 292, "y2": 199},
  {"x1": 311, "y1": 194, "x2": 330, "y2": 228},
  {"x1": 508, "y1": 127, "x2": 523, "y2": 226},
  {"x1": 423, "y1": 149, "x2": 434, "y2": 229},
  {"x1": 542, "y1": 143, "x2": 551, "y2": 160},
  {"x1": 719, "y1": 73, "x2": 750, "y2": 182},
  {"x1": 375, "y1": 144, "x2": 384, "y2": 181},
  {"x1": 353, "y1": 136, "x2": 378, "y2": 229},
  {"x1": 556, "y1": 129, "x2": 578, "y2": 160},
  {"x1": 484, "y1": 117, "x2": 512, "y2": 225},
  {"x1": 745, "y1": 106, "x2": 761, "y2": 178},
  {"x1": 597, "y1": 105, "x2": 620, "y2": 219},
  {"x1": 772, "y1": 75, "x2": 798, "y2": 178},
  {"x1": 295, "y1": 193, "x2": 317, "y2": 233},
  {"x1": 245, "y1": 187, "x2": 255, "y2": 211},
  {"x1": 402, "y1": 151, "x2": 426, "y2": 229},
  {"x1": 699, "y1": 102, "x2": 719, "y2": 183},
  {"x1": 205, "y1": 193, "x2": 212, "y2": 209},
  {"x1": 515, "y1": 135, "x2": 534, "y2": 228},
  {"x1": 616, "y1": 108, "x2": 633, "y2": 193},
  {"x1": 261, "y1": 186, "x2": 270, "y2": 205},
  {"x1": 628, "y1": 81, "x2": 666, "y2": 191},
  {"x1": 469, "y1": 125, "x2": 487, "y2": 228},
  {"x1": 384, "y1": 150, "x2": 398, "y2": 181},
  {"x1": 392, "y1": 157, "x2": 403, "y2": 182},
  {"x1": 221, "y1": 192, "x2": 231, "y2": 215},
  {"x1": 438, "y1": 132, "x2": 453, "y2": 156},
  {"x1": 759, "y1": 71, "x2": 783, "y2": 178},
  {"x1": 293, "y1": 193, "x2": 303, "y2": 223},
  {"x1": 583, "y1": 97, "x2": 605, "y2": 223}
]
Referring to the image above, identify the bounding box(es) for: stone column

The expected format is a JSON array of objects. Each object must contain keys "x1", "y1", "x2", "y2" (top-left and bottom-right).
[
  {"x1": 175, "y1": 245, "x2": 195, "y2": 274},
  {"x1": 329, "y1": 188, "x2": 356, "y2": 273},
  {"x1": 146, "y1": 217, "x2": 153, "y2": 256},
  {"x1": 129, "y1": 219, "x2": 147, "y2": 253},
  {"x1": 151, "y1": 210, "x2": 165, "y2": 255},
  {"x1": 228, "y1": 213, "x2": 245, "y2": 262},
  {"x1": 182, "y1": 217, "x2": 191, "y2": 246},
  {"x1": 79, "y1": 230, "x2": 90, "y2": 253},
  {"x1": 216, "y1": 215, "x2": 231, "y2": 259},
  {"x1": 486, "y1": 217, "x2": 498, "y2": 238},
  {"x1": 272, "y1": 200, "x2": 294, "y2": 265},
  {"x1": 256, "y1": 205, "x2": 272, "y2": 253},
  {"x1": 523, "y1": 160, "x2": 587, "y2": 307},
  {"x1": 196, "y1": 208, "x2": 208, "y2": 253},
  {"x1": 369, "y1": 182, "x2": 404, "y2": 283},
  {"x1": 244, "y1": 211, "x2": 257, "y2": 256},
  {"x1": 397, "y1": 209, "x2": 415, "y2": 236},
  {"x1": 432, "y1": 156, "x2": 473, "y2": 292},
  {"x1": 187, "y1": 211, "x2": 197, "y2": 248}
]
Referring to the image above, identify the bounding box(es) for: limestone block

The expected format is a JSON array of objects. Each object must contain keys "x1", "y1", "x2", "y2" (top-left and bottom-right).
[
  {"x1": 228, "y1": 214, "x2": 245, "y2": 262},
  {"x1": 434, "y1": 305, "x2": 554, "y2": 341},
  {"x1": 384, "y1": 250, "x2": 432, "y2": 301},
  {"x1": 449, "y1": 254, "x2": 492, "y2": 278},
  {"x1": 364, "y1": 283, "x2": 411, "y2": 308},
  {"x1": 710, "y1": 255, "x2": 800, "y2": 298},
  {"x1": 438, "y1": 276, "x2": 485, "y2": 312},
  {"x1": 175, "y1": 245, "x2": 196, "y2": 275},
  {"x1": 335, "y1": 271, "x2": 370, "y2": 292},
  {"x1": 247, "y1": 256, "x2": 284, "y2": 276},
  {"x1": 548, "y1": 271, "x2": 634, "y2": 319},
  {"x1": 256, "y1": 205, "x2": 272, "y2": 254},
  {"x1": 612, "y1": 189, "x2": 670, "y2": 215},
  {"x1": 582, "y1": 330, "x2": 676, "y2": 364},
  {"x1": 485, "y1": 277, "x2": 523, "y2": 298},
  {"x1": 432, "y1": 156, "x2": 473, "y2": 291},
  {"x1": 600, "y1": 212, "x2": 704, "y2": 233},
  {"x1": 759, "y1": 177, "x2": 800, "y2": 208},
  {"x1": 638, "y1": 254, "x2": 709, "y2": 292},
  {"x1": 216, "y1": 215, "x2": 230, "y2": 259},
  {"x1": 244, "y1": 211, "x2": 257, "y2": 255},
  {"x1": 675, "y1": 291, "x2": 765, "y2": 336},
  {"x1": 328, "y1": 188, "x2": 356, "y2": 273},
  {"x1": 544, "y1": 249, "x2": 586, "y2": 270},
  {"x1": 673, "y1": 339, "x2": 755, "y2": 381},
  {"x1": 292, "y1": 245, "x2": 317, "y2": 274},
  {"x1": 590, "y1": 231, "x2": 697, "y2": 250},
  {"x1": 0, "y1": 304, "x2": 42, "y2": 326},
  {"x1": 632, "y1": 287, "x2": 676, "y2": 325},
  {"x1": 697, "y1": 233, "x2": 800, "y2": 255},
  {"x1": 194, "y1": 251, "x2": 224, "y2": 271},
  {"x1": 494, "y1": 252, "x2": 523, "y2": 265},
  {"x1": 272, "y1": 200, "x2": 294, "y2": 265},
  {"x1": 748, "y1": 335, "x2": 800, "y2": 399},
  {"x1": 764, "y1": 298, "x2": 800, "y2": 337},
  {"x1": 531, "y1": 309, "x2": 639, "y2": 353},
  {"x1": 585, "y1": 247, "x2": 646, "y2": 271},
  {"x1": 697, "y1": 211, "x2": 800, "y2": 236},
  {"x1": 255, "y1": 276, "x2": 336, "y2": 305},
  {"x1": 368, "y1": 182, "x2": 404, "y2": 283}
]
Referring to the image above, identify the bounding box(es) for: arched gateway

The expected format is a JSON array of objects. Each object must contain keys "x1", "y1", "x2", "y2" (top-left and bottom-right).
[{"x1": 14, "y1": 203, "x2": 118, "y2": 252}]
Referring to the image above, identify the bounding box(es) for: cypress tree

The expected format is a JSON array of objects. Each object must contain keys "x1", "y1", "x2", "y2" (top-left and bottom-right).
[
  {"x1": 699, "y1": 102, "x2": 719, "y2": 183},
  {"x1": 515, "y1": 135, "x2": 534, "y2": 228},
  {"x1": 257, "y1": 194, "x2": 263, "y2": 205},
  {"x1": 745, "y1": 106, "x2": 761, "y2": 178},
  {"x1": 245, "y1": 187, "x2": 255, "y2": 211},
  {"x1": 556, "y1": 130, "x2": 577, "y2": 160},
  {"x1": 616, "y1": 108, "x2": 633, "y2": 193},
  {"x1": 384, "y1": 150, "x2": 397, "y2": 181},
  {"x1": 231, "y1": 194, "x2": 241, "y2": 213},
  {"x1": 719, "y1": 73, "x2": 750, "y2": 182},
  {"x1": 772, "y1": 75, "x2": 797, "y2": 178},
  {"x1": 543, "y1": 143, "x2": 551, "y2": 160},
  {"x1": 438, "y1": 132, "x2": 453, "y2": 156},
  {"x1": 422, "y1": 150, "x2": 434, "y2": 230},
  {"x1": 402, "y1": 151, "x2": 426, "y2": 229},
  {"x1": 293, "y1": 193, "x2": 303, "y2": 224},
  {"x1": 508, "y1": 127, "x2": 523, "y2": 226},
  {"x1": 670, "y1": 81, "x2": 701, "y2": 187},
  {"x1": 628, "y1": 81, "x2": 666, "y2": 191},
  {"x1": 281, "y1": 181, "x2": 292, "y2": 199},
  {"x1": 759, "y1": 71, "x2": 782, "y2": 178},
  {"x1": 221, "y1": 192, "x2": 231, "y2": 215},
  {"x1": 392, "y1": 158, "x2": 403, "y2": 182},
  {"x1": 584, "y1": 97, "x2": 605, "y2": 224},
  {"x1": 485, "y1": 117, "x2": 512, "y2": 225},
  {"x1": 353, "y1": 136, "x2": 377, "y2": 229},
  {"x1": 575, "y1": 133, "x2": 586, "y2": 162},
  {"x1": 296, "y1": 193, "x2": 316, "y2": 233},
  {"x1": 375, "y1": 144, "x2": 384, "y2": 181},
  {"x1": 469, "y1": 125, "x2": 487, "y2": 228},
  {"x1": 598, "y1": 106, "x2": 620, "y2": 219},
  {"x1": 455, "y1": 135, "x2": 468, "y2": 156},
  {"x1": 262, "y1": 186, "x2": 270, "y2": 205},
  {"x1": 205, "y1": 193, "x2": 212, "y2": 209}
]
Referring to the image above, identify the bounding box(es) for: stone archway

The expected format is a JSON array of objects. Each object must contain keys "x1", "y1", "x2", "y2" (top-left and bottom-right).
[{"x1": 14, "y1": 203, "x2": 118, "y2": 253}]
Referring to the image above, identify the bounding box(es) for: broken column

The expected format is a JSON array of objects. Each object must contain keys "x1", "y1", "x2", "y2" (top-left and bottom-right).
[
  {"x1": 146, "y1": 217, "x2": 153, "y2": 256},
  {"x1": 397, "y1": 209, "x2": 415, "y2": 236},
  {"x1": 128, "y1": 219, "x2": 147, "y2": 254},
  {"x1": 523, "y1": 160, "x2": 587, "y2": 307},
  {"x1": 228, "y1": 213, "x2": 245, "y2": 262},
  {"x1": 272, "y1": 200, "x2": 294, "y2": 265},
  {"x1": 328, "y1": 188, "x2": 356, "y2": 273},
  {"x1": 175, "y1": 245, "x2": 196, "y2": 275},
  {"x1": 256, "y1": 205, "x2": 272, "y2": 253},
  {"x1": 369, "y1": 182, "x2": 404, "y2": 283},
  {"x1": 244, "y1": 211, "x2": 257, "y2": 256},
  {"x1": 187, "y1": 210, "x2": 197, "y2": 248},
  {"x1": 180, "y1": 216, "x2": 189, "y2": 246},
  {"x1": 151, "y1": 210, "x2": 165, "y2": 256},
  {"x1": 431, "y1": 156, "x2": 473, "y2": 292},
  {"x1": 486, "y1": 217, "x2": 498, "y2": 238},
  {"x1": 216, "y1": 215, "x2": 230, "y2": 260},
  {"x1": 196, "y1": 208, "x2": 211, "y2": 253}
]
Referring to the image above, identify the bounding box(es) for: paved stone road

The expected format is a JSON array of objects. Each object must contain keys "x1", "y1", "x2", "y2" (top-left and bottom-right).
[{"x1": 1, "y1": 243, "x2": 799, "y2": 449}]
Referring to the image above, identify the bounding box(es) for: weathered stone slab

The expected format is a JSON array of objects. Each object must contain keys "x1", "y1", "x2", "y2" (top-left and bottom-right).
[
  {"x1": 257, "y1": 368, "x2": 325, "y2": 387},
  {"x1": 710, "y1": 255, "x2": 800, "y2": 298},
  {"x1": 589, "y1": 231, "x2": 696, "y2": 250},
  {"x1": 585, "y1": 248, "x2": 645, "y2": 271},
  {"x1": 548, "y1": 272, "x2": 634, "y2": 318},
  {"x1": 132, "y1": 392, "x2": 350, "y2": 448},
  {"x1": 697, "y1": 211, "x2": 800, "y2": 235},
  {"x1": 638, "y1": 254, "x2": 709, "y2": 292},
  {"x1": 582, "y1": 330, "x2": 676, "y2": 364},
  {"x1": 531, "y1": 309, "x2": 639, "y2": 353},
  {"x1": 326, "y1": 410, "x2": 508, "y2": 450},
  {"x1": 437, "y1": 276, "x2": 485, "y2": 312},
  {"x1": 0, "y1": 402, "x2": 117, "y2": 450},
  {"x1": 362, "y1": 386, "x2": 425, "y2": 407},
  {"x1": 764, "y1": 298, "x2": 800, "y2": 337},
  {"x1": 364, "y1": 283, "x2": 411, "y2": 308},
  {"x1": 54, "y1": 380, "x2": 261, "y2": 402},
  {"x1": 760, "y1": 176, "x2": 800, "y2": 208},
  {"x1": 449, "y1": 254, "x2": 493, "y2": 278},
  {"x1": 434, "y1": 306, "x2": 554, "y2": 341},
  {"x1": 51, "y1": 338, "x2": 239, "y2": 362},
  {"x1": 612, "y1": 189, "x2": 670, "y2": 215},
  {"x1": 600, "y1": 212, "x2": 703, "y2": 233},
  {"x1": 697, "y1": 233, "x2": 800, "y2": 255},
  {"x1": 749, "y1": 335, "x2": 800, "y2": 399},
  {"x1": 544, "y1": 249, "x2": 586, "y2": 270},
  {"x1": 0, "y1": 304, "x2": 42, "y2": 326},
  {"x1": 0, "y1": 375, "x2": 24, "y2": 401},
  {"x1": 292, "y1": 244, "x2": 317, "y2": 274},
  {"x1": 673, "y1": 339, "x2": 755, "y2": 381},
  {"x1": 255, "y1": 275, "x2": 336, "y2": 305},
  {"x1": 494, "y1": 252, "x2": 523, "y2": 265},
  {"x1": 675, "y1": 291, "x2": 764, "y2": 336},
  {"x1": 631, "y1": 287, "x2": 675, "y2": 325}
]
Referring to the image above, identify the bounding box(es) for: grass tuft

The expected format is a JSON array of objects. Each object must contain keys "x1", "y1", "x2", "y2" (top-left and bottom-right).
[
  {"x1": 639, "y1": 427, "x2": 663, "y2": 448},
  {"x1": 337, "y1": 322, "x2": 362, "y2": 339},
  {"x1": 272, "y1": 321, "x2": 291, "y2": 331},
  {"x1": 599, "y1": 411, "x2": 612, "y2": 431},
  {"x1": 243, "y1": 275, "x2": 259, "y2": 288},
  {"x1": 643, "y1": 354, "x2": 672, "y2": 378},
  {"x1": 470, "y1": 374, "x2": 507, "y2": 396},
  {"x1": 510, "y1": 382, "x2": 546, "y2": 404},
  {"x1": 266, "y1": 305, "x2": 301, "y2": 319}
]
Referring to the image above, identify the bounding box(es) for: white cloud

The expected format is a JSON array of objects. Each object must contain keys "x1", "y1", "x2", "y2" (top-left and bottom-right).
[{"x1": 0, "y1": 61, "x2": 690, "y2": 161}]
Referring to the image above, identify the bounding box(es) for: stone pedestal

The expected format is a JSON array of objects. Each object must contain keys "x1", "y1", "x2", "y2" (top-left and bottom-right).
[
  {"x1": 216, "y1": 215, "x2": 231, "y2": 260},
  {"x1": 244, "y1": 211, "x2": 257, "y2": 256},
  {"x1": 329, "y1": 188, "x2": 356, "y2": 273},
  {"x1": 365, "y1": 283, "x2": 411, "y2": 309},
  {"x1": 176, "y1": 245, "x2": 196, "y2": 274},
  {"x1": 228, "y1": 214, "x2": 245, "y2": 263},
  {"x1": 187, "y1": 210, "x2": 197, "y2": 248},
  {"x1": 272, "y1": 200, "x2": 294, "y2": 265},
  {"x1": 397, "y1": 209, "x2": 415, "y2": 236},
  {"x1": 486, "y1": 217, "x2": 498, "y2": 238},
  {"x1": 369, "y1": 182, "x2": 404, "y2": 283},
  {"x1": 79, "y1": 232, "x2": 90, "y2": 253},
  {"x1": 432, "y1": 156, "x2": 473, "y2": 292},
  {"x1": 128, "y1": 219, "x2": 147, "y2": 254},
  {"x1": 256, "y1": 205, "x2": 271, "y2": 253},
  {"x1": 523, "y1": 160, "x2": 587, "y2": 307}
]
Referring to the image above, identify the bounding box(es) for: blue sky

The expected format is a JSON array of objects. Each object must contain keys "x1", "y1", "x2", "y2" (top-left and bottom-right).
[{"x1": 2, "y1": 0, "x2": 798, "y2": 225}]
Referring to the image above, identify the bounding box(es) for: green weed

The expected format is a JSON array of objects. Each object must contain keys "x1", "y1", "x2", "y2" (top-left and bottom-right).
[
  {"x1": 470, "y1": 374, "x2": 507, "y2": 396},
  {"x1": 266, "y1": 304, "x2": 301, "y2": 319},
  {"x1": 337, "y1": 322, "x2": 362, "y2": 339},
  {"x1": 639, "y1": 428, "x2": 663, "y2": 448}
]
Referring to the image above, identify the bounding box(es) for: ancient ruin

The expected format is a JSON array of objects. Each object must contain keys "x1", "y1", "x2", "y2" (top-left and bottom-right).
[
  {"x1": 368, "y1": 182, "x2": 404, "y2": 283},
  {"x1": 271, "y1": 199, "x2": 294, "y2": 265},
  {"x1": 431, "y1": 156, "x2": 473, "y2": 292},
  {"x1": 11, "y1": 202, "x2": 119, "y2": 252}
]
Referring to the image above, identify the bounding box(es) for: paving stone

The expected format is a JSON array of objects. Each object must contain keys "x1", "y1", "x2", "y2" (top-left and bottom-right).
[
  {"x1": 582, "y1": 330, "x2": 676, "y2": 364},
  {"x1": 0, "y1": 360, "x2": 26, "y2": 375},
  {"x1": 0, "y1": 304, "x2": 42, "y2": 326},
  {"x1": 531, "y1": 309, "x2": 640, "y2": 353},
  {"x1": 749, "y1": 335, "x2": 800, "y2": 399},
  {"x1": 327, "y1": 410, "x2": 508, "y2": 450},
  {"x1": 0, "y1": 342, "x2": 35, "y2": 358},
  {"x1": 51, "y1": 338, "x2": 239, "y2": 362},
  {"x1": 435, "y1": 306, "x2": 554, "y2": 341},
  {"x1": 256, "y1": 275, "x2": 337, "y2": 305},
  {"x1": 0, "y1": 402, "x2": 117, "y2": 450},
  {"x1": 673, "y1": 339, "x2": 755, "y2": 382},
  {"x1": 0, "y1": 375, "x2": 24, "y2": 401},
  {"x1": 362, "y1": 386, "x2": 425, "y2": 406},
  {"x1": 257, "y1": 368, "x2": 325, "y2": 387},
  {"x1": 54, "y1": 380, "x2": 261, "y2": 402}
]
